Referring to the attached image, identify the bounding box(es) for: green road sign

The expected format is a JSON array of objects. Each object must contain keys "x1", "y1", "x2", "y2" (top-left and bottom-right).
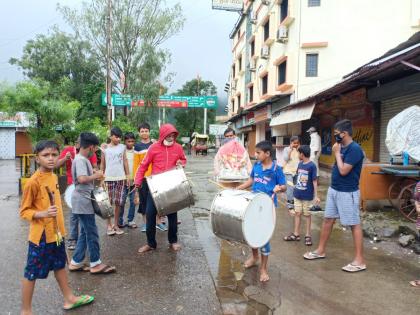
[
  {"x1": 101, "y1": 93, "x2": 132, "y2": 106},
  {"x1": 101, "y1": 93, "x2": 218, "y2": 109}
]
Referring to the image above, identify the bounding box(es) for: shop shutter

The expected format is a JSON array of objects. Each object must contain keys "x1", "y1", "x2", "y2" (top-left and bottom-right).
[
  {"x1": 379, "y1": 92, "x2": 420, "y2": 162},
  {"x1": 0, "y1": 128, "x2": 16, "y2": 159}
]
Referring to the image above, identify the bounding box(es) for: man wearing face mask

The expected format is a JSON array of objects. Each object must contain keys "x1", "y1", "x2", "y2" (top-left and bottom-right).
[
  {"x1": 134, "y1": 124, "x2": 187, "y2": 253},
  {"x1": 304, "y1": 119, "x2": 366, "y2": 273}
]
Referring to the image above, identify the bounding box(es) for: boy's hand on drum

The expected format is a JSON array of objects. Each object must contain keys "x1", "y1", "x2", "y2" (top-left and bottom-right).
[
  {"x1": 176, "y1": 160, "x2": 183, "y2": 167},
  {"x1": 273, "y1": 185, "x2": 286, "y2": 193}
]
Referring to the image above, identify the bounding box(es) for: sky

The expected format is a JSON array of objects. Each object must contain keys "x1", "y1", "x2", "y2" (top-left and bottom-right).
[{"x1": 0, "y1": 0, "x2": 239, "y2": 96}]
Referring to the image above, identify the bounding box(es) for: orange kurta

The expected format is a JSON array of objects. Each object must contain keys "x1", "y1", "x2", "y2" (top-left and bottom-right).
[
  {"x1": 20, "y1": 170, "x2": 66, "y2": 245},
  {"x1": 133, "y1": 149, "x2": 152, "y2": 179}
]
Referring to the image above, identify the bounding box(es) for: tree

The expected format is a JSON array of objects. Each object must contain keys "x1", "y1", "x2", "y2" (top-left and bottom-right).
[
  {"x1": 10, "y1": 27, "x2": 102, "y2": 101},
  {"x1": 10, "y1": 27, "x2": 105, "y2": 121},
  {"x1": 58, "y1": 0, "x2": 185, "y2": 101},
  {"x1": 0, "y1": 80, "x2": 80, "y2": 142},
  {"x1": 174, "y1": 78, "x2": 217, "y2": 137}
]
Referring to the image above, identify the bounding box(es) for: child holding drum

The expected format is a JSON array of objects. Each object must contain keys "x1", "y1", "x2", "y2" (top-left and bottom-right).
[{"x1": 237, "y1": 140, "x2": 286, "y2": 282}]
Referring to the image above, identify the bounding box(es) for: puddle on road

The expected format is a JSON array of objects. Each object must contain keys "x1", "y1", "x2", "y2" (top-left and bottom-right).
[{"x1": 194, "y1": 217, "x2": 271, "y2": 314}]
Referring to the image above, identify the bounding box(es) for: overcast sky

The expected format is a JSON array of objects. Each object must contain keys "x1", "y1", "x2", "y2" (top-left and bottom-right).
[{"x1": 0, "y1": 0, "x2": 238, "y2": 96}]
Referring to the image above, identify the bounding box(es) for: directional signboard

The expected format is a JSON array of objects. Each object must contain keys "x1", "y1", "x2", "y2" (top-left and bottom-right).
[
  {"x1": 101, "y1": 93, "x2": 218, "y2": 109},
  {"x1": 101, "y1": 93, "x2": 132, "y2": 106}
]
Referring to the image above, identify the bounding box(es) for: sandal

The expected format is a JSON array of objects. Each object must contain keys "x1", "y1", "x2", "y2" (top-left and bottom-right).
[
  {"x1": 342, "y1": 263, "x2": 366, "y2": 273},
  {"x1": 63, "y1": 295, "x2": 94, "y2": 310},
  {"x1": 69, "y1": 264, "x2": 90, "y2": 272},
  {"x1": 305, "y1": 236, "x2": 313, "y2": 246},
  {"x1": 284, "y1": 233, "x2": 300, "y2": 241},
  {"x1": 409, "y1": 280, "x2": 420, "y2": 287},
  {"x1": 303, "y1": 251, "x2": 326, "y2": 260},
  {"x1": 90, "y1": 264, "x2": 116, "y2": 275}
]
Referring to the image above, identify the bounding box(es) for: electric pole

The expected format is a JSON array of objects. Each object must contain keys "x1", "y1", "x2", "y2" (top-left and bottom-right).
[{"x1": 106, "y1": 0, "x2": 113, "y2": 130}]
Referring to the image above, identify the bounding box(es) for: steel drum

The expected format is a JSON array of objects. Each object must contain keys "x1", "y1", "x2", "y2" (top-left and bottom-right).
[
  {"x1": 146, "y1": 167, "x2": 194, "y2": 216},
  {"x1": 210, "y1": 189, "x2": 275, "y2": 248},
  {"x1": 91, "y1": 186, "x2": 114, "y2": 219},
  {"x1": 64, "y1": 184, "x2": 75, "y2": 208}
]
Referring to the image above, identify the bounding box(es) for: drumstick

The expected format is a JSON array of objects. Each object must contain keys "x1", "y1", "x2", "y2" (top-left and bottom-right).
[
  {"x1": 45, "y1": 187, "x2": 63, "y2": 246},
  {"x1": 208, "y1": 179, "x2": 227, "y2": 189}
]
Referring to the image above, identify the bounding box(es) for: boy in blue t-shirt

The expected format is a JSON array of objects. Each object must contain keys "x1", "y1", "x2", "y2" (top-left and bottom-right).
[
  {"x1": 237, "y1": 140, "x2": 286, "y2": 282},
  {"x1": 284, "y1": 145, "x2": 320, "y2": 246}
]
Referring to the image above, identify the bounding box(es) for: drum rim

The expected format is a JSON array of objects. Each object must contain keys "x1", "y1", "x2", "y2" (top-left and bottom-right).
[{"x1": 241, "y1": 192, "x2": 276, "y2": 248}]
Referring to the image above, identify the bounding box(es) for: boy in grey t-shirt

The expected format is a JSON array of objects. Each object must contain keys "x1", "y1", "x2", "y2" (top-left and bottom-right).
[{"x1": 68, "y1": 132, "x2": 116, "y2": 275}]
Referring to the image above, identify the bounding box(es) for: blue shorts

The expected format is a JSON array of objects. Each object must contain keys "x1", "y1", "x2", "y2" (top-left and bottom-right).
[
  {"x1": 324, "y1": 187, "x2": 361, "y2": 226},
  {"x1": 260, "y1": 242, "x2": 271, "y2": 256},
  {"x1": 24, "y1": 234, "x2": 67, "y2": 281}
]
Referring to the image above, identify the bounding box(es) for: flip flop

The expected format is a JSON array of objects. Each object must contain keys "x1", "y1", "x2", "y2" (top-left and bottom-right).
[
  {"x1": 90, "y1": 265, "x2": 116, "y2": 275},
  {"x1": 409, "y1": 280, "x2": 420, "y2": 287},
  {"x1": 63, "y1": 295, "x2": 94, "y2": 310},
  {"x1": 303, "y1": 251, "x2": 326, "y2": 260},
  {"x1": 69, "y1": 264, "x2": 90, "y2": 272},
  {"x1": 342, "y1": 263, "x2": 367, "y2": 273}
]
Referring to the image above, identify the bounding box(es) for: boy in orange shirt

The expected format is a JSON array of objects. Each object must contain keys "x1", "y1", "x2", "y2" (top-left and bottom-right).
[{"x1": 20, "y1": 140, "x2": 93, "y2": 314}]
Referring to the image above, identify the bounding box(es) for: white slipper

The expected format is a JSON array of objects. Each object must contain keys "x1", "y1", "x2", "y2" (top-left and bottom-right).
[
  {"x1": 303, "y1": 251, "x2": 326, "y2": 260},
  {"x1": 342, "y1": 263, "x2": 366, "y2": 273}
]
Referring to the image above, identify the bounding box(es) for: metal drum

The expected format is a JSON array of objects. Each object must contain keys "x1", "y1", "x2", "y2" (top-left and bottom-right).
[
  {"x1": 64, "y1": 184, "x2": 75, "y2": 208},
  {"x1": 146, "y1": 167, "x2": 194, "y2": 216},
  {"x1": 92, "y1": 186, "x2": 114, "y2": 219},
  {"x1": 210, "y1": 189, "x2": 275, "y2": 248}
]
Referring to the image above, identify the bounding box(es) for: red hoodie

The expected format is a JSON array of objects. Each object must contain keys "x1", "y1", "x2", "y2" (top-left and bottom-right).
[{"x1": 134, "y1": 124, "x2": 187, "y2": 186}]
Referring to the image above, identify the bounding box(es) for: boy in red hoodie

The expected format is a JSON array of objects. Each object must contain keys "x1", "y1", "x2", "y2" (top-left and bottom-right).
[{"x1": 134, "y1": 124, "x2": 187, "y2": 253}]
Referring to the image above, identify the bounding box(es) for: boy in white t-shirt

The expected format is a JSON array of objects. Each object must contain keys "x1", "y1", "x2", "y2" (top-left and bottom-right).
[{"x1": 101, "y1": 127, "x2": 130, "y2": 236}]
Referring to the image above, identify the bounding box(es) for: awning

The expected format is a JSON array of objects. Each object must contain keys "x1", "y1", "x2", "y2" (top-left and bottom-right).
[{"x1": 270, "y1": 103, "x2": 315, "y2": 126}]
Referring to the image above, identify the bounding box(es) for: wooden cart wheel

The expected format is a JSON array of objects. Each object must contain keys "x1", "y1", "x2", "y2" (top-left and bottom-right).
[
  {"x1": 388, "y1": 178, "x2": 416, "y2": 210},
  {"x1": 397, "y1": 182, "x2": 417, "y2": 222}
]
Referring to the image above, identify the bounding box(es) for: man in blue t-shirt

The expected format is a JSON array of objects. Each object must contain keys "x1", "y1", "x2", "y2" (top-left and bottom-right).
[
  {"x1": 304, "y1": 119, "x2": 366, "y2": 273},
  {"x1": 237, "y1": 140, "x2": 286, "y2": 282}
]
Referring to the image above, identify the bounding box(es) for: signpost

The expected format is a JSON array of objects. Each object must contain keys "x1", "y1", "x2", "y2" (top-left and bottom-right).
[
  {"x1": 212, "y1": 0, "x2": 243, "y2": 11},
  {"x1": 101, "y1": 94, "x2": 218, "y2": 109}
]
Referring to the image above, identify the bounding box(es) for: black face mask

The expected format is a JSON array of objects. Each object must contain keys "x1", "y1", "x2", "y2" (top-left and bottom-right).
[{"x1": 334, "y1": 134, "x2": 343, "y2": 143}]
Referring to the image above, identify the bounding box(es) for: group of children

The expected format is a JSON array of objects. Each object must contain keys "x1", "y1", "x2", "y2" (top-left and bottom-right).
[
  {"x1": 19, "y1": 122, "x2": 186, "y2": 313},
  {"x1": 235, "y1": 136, "x2": 320, "y2": 282}
]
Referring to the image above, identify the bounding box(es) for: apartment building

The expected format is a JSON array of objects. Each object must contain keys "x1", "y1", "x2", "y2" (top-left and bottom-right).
[{"x1": 227, "y1": 0, "x2": 420, "y2": 156}]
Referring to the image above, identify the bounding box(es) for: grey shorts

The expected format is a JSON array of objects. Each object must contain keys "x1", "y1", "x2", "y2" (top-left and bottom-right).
[{"x1": 324, "y1": 187, "x2": 361, "y2": 226}]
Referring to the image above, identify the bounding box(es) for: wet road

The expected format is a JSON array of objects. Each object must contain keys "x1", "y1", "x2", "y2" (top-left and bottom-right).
[
  {"x1": 0, "y1": 159, "x2": 220, "y2": 315},
  {"x1": 1, "y1": 156, "x2": 419, "y2": 314}
]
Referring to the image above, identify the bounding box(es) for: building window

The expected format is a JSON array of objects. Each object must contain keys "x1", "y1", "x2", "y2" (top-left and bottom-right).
[
  {"x1": 250, "y1": 39, "x2": 255, "y2": 57},
  {"x1": 278, "y1": 61, "x2": 287, "y2": 85},
  {"x1": 280, "y1": 0, "x2": 288, "y2": 23},
  {"x1": 308, "y1": 0, "x2": 320, "y2": 7},
  {"x1": 238, "y1": 55, "x2": 242, "y2": 71},
  {"x1": 261, "y1": 74, "x2": 268, "y2": 95},
  {"x1": 263, "y1": 19, "x2": 270, "y2": 42},
  {"x1": 248, "y1": 85, "x2": 254, "y2": 102},
  {"x1": 232, "y1": 64, "x2": 236, "y2": 78},
  {"x1": 306, "y1": 53, "x2": 318, "y2": 77},
  {"x1": 237, "y1": 95, "x2": 241, "y2": 108},
  {"x1": 232, "y1": 99, "x2": 235, "y2": 113}
]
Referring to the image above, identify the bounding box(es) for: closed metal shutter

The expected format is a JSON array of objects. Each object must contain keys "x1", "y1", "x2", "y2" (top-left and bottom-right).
[
  {"x1": 379, "y1": 92, "x2": 420, "y2": 162},
  {"x1": 0, "y1": 128, "x2": 16, "y2": 159}
]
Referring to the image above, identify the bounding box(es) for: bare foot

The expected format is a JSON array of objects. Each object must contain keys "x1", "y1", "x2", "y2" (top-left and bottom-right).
[
  {"x1": 259, "y1": 269, "x2": 270, "y2": 282},
  {"x1": 244, "y1": 256, "x2": 259, "y2": 268},
  {"x1": 169, "y1": 243, "x2": 182, "y2": 251},
  {"x1": 138, "y1": 244, "x2": 154, "y2": 253}
]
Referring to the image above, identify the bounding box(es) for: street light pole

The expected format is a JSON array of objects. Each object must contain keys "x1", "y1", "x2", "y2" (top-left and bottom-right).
[{"x1": 106, "y1": 0, "x2": 113, "y2": 130}]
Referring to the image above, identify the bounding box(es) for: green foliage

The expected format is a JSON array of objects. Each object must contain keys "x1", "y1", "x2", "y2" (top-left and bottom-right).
[
  {"x1": 58, "y1": 0, "x2": 185, "y2": 97},
  {"x1": 0, "y1": 80, "x2": 80, "y2": 142}
]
